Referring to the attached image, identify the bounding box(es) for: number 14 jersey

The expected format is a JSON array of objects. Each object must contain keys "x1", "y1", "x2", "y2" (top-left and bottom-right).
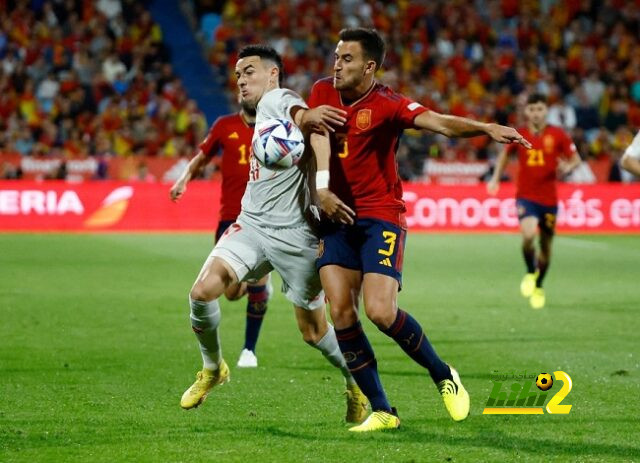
[{"x1": 199, "y1": 113, "x2": 253, "y2": 221}]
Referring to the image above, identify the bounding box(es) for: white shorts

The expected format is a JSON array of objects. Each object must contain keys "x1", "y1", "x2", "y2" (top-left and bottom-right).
[{"x1": 205, "y1": 219, "x2": 324, "y2": 310}]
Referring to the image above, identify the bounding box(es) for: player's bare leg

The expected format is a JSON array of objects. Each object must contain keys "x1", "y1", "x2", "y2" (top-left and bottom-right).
[
  {"x1": 361, "y1": 273, "x2": 398, "y2": 328},
  {"x1": 294, "y1": 303, "x2": 329, "y2": 344},
  {"x1": 224, "y1": 281, "x2": 247, "y2": 301},
  {"x1": 530, "y1": 229, "x2": 553, "y2": 309},
  {"x1": 237, "y1": 274, "x2": 271, "y2": 368},
  {"x1": 361, "y1": 273, "x2": 469, "y2": 422},
  {"x1": 294, "y1": 303, "x2": 368, "y2": 423},
  {"x1": 191, "y1": 256, "x2": 238, "y2": 301},
  {"x1": 321, "y1": 265, "x2": 362, "y2": 329},
  {"x1": 181, "y1": 257, "x2": 238, "y2": 409},
  {"x1": 519, "y1": 216, "x2": 539, "y2": 298},
  {"x1": 320, "y1": 266, "x2": 398, "y2": 431}
]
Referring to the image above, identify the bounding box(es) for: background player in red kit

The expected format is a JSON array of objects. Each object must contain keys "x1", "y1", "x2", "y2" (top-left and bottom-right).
[
  {"x1": 170, "y1": 95, "x2": 270, "y2": 368},
  {"x1": 488, "y1": 93, "x2": 580, "y2": 309},
  {"x1": 308, "y1": 27, "x2": 531, "y2": 432}
]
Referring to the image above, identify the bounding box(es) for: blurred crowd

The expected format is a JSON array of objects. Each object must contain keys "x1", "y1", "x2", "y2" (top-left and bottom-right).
[
  {"x1": 0, "y1": 0, "x2": 207, "y2": 171},
  {"x1": 191, "y1": 0, "x2": 640, "y2": 180},
  {"x1": 3, "y1": 0, "x2": 639, "y2": 182}
]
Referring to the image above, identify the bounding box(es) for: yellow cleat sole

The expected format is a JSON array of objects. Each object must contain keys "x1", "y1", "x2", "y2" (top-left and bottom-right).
[{"x1": 348, "y1": 410, "x2": 400, "y2": 432}]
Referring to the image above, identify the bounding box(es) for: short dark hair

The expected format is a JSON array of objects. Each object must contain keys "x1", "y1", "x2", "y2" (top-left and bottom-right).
[
  {"x1": 526, "y1": 93, "x2": 547, "y2": 105},
  {"x1": 338, "y1": 28, "x2": 386, "y2": 71},
  {"x1": 238, "y1": 44, "x2": 284, "y2": 85}
]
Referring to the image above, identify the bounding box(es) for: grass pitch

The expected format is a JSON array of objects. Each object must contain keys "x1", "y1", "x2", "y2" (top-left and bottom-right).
[{"x1": 1, "y1": 233, "x2": 639, "y2": 462}]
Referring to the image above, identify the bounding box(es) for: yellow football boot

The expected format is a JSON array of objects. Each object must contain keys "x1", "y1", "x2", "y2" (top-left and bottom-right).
[
  {"x1": 180, "y1": 360, "x2": 230, "y2": 409},
  {"x1": 530, "y1": 287, "x2": 546, "y2": 310},
  {"x1": 437, "y1": 367, "x2": 470, "y2": 422},
  {"x1": 520, "y1": 271, "x2": 539, "y2": 298},
  {"x1": 348, "y1": 409, "x2": 400, "y2": 432},
  {"x1": 345, "y1": 383, "x2": 369, "y2": 423}
]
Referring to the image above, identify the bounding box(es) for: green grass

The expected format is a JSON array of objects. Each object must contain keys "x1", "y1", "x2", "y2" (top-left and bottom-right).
[{"x1": 1, "y1": 233, "x2": 639, "y2": 462}]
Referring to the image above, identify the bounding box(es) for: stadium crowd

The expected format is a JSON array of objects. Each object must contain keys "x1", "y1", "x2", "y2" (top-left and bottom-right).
[
  {"x1": 192, "y1": 0, "x2": 640, "y2": 180},
  {"x1": 2, "y1": 0, "x2": 639, "y2": 182},
  {"x1": 0, "y1": 0, "x2": 208, "y2": 176}
]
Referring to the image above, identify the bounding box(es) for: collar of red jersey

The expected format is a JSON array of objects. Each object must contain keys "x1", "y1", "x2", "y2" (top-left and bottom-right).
[{"x1": 339, "y1": 81, "x2": 378, "y2": 107}]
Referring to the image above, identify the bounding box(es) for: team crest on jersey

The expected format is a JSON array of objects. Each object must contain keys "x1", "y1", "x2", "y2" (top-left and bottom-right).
[
  {"x1": 317, "y1": 239, "x2": 325, "y2": 258},
  {"x1": 228, "y1": 132, "x2": 239, "y2": 139},
  {"x1": 543, "y1": 135, "x2": 555, "y2": 153},
  {"x1": 356, "y1": 109, "x2": 372, "y2": 130}
]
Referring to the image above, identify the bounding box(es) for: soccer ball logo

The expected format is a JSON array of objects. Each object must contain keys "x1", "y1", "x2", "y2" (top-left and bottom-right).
[
  {"x1": 252, "y1": 118, "x2": 305, "y2": 169},
  {"x1": 536, "y1": 373, "x2": 553, "y2": 391}
]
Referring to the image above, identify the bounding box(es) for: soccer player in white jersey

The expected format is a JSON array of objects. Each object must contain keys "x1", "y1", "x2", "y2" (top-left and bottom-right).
[
  {"x1": 178, "y1": 44, "x2": 369, "y2": 424},
  {"x1": 621, "y1": 131, "x2": 640, "y2": 177}
]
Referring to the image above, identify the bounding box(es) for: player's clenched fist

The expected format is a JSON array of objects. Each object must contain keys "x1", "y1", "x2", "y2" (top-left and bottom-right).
[
  {"x1": 486, "y1": 179, "x2": 500, "y2": 196},
  {"x1": 170, "y1": 181, "x2": 187, "y2": 202}
]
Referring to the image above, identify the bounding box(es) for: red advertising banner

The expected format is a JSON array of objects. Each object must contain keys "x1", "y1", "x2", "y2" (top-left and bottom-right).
[
  {"x1": 403, "y1": 184, "x2": 640, "y2": 232},
  {"x1": 1, "y1": 181, "x2": 639, "y2": 232},
  {"x1": 0, "y1": 181, "x2": 220, "y2": 231}
]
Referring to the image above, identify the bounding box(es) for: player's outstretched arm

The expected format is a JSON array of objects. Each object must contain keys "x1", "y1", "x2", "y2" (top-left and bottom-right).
[
  {"x1": 310, "y1": 131, "x2": 355, "y2": 225},
  {"x1": 414, "y1": 111, "x2": 532, "y2": 148},
  {"x1": 169, "y1": 149, "x2": 210, "y2": 202},
  {"x1": 487, "y1": 147, "x2": 509, "y2": 196}
]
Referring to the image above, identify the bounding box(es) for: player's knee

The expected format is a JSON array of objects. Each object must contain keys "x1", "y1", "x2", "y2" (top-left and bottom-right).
[
  {"x1": 189, "y1": 286, "x2": 207, "y2": 302},
  {"x1": 299, "y1": 323, "x2": 322, "y2": 345},
  {"x1": 329, "y1": 303, "x2": 357, "y2": 328},
  {"x1": 365, "y1": 302, "x2": 395, "y2": 330},
  {"x1": 302, "y1": 333, "x2": 320, "y2": 345},
  {"x1": 522, "y1": 234, "x2": 536, "y2": 249},
  {"x1": 522, "y1": 233, "x2": 536, "y2": 246},
  {"x1": 190, "y1": 279, "x2": 224, "y2": 302}
]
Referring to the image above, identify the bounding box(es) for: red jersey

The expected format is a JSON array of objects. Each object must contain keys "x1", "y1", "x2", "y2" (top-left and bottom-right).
[
  {"x1": 508, "y1": 125, "x2": 576, "y2": 206},
  {"x1": 308, "y1": 78, "x2": 428, "y2": 226},
  {"x1": 199, "y1": 113, "x2": 253, "y2": 221}
]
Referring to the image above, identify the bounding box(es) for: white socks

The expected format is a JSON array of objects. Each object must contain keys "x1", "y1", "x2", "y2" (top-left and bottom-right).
[
  {"x1": 313, "y1": 324, "x2": 356, "y2": 386},
  {"x1": 189, "y1": 296, "x2": 222, "y2": 370}
]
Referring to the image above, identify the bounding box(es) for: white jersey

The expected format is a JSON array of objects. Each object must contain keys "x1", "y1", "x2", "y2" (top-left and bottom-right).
[
  {"x1": 624, "y1": 131, "x2": 640, "y2": 160},
  {"x1": 240, "y1": 88, "x2": 310, "y2": 228}
]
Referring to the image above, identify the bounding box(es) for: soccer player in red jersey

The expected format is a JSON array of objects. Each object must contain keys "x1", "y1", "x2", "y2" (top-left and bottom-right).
[
  {"x1": 308, "y1": 28, "x2": 531, "y2": 432},
  {"x1": 170, "y1": 95, "x2": 271, "y2": 369},
  {"x1": 488, "y1": 93, "x2": 580, "y2": 309}
]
